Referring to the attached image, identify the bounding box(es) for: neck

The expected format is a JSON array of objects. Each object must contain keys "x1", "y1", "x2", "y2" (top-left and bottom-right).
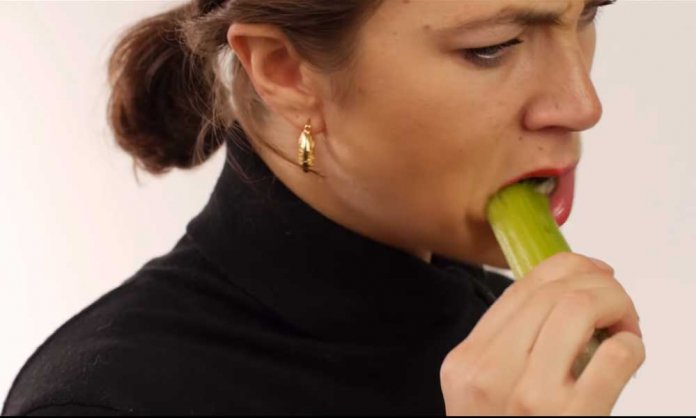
[{"x1": 250, "y1": 135, "x2": 434, "y2": 265}]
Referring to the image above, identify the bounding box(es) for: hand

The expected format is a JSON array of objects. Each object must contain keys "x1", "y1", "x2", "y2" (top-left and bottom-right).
[{"x1": 440, "y1": 252, "x2": 645, "y2": 415}]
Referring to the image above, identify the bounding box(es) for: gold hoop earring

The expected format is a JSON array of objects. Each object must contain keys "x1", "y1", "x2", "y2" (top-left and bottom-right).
[{"x1": 297, "y1": 120, "x2": 315, "y2": 173}]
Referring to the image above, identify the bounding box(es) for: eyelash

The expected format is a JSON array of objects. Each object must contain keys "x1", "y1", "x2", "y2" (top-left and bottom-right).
[{"x1": 461, "y1": 1, "x2": 615, "y2": 68}]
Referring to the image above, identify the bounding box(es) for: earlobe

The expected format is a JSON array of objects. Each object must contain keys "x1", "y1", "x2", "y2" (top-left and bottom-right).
[{"x1": 226, "y1": 23, "x2": 326, "y2": 134}]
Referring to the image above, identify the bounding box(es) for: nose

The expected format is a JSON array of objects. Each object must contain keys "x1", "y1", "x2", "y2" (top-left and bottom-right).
[{"x1": 522, "y1": 39, "x2": 603, "y2": 133}]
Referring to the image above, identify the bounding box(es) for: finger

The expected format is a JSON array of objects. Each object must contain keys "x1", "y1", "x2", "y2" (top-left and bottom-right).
[
  {"x1": 603, "y1": 280, "x2": 642, "y2": 339},
  {"x1": 566, "y1": 331, "x2": 646, "y2": 415},
  {"x1": 523, "y1": 282, "x2": 637, "y2": 388},
  {"x1": 457, "y1": 273, "x2": 616, "y2": 405},
  {"x1": 465, "y1": 252, "x2": 608, "y2": 350},
  {"x1": 525, "y1": 252, "x2": 615, "y2": 282}
]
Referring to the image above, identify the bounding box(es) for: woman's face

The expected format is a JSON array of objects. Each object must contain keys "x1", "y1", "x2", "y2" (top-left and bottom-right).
[{"x1": 311, "y1": 0, "x2": 605, "y2": 268}]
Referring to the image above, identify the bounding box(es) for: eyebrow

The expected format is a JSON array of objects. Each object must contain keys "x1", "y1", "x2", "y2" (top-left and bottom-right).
[{"x1": 440, "y1": 0, "x2": 612, "y2": 33}]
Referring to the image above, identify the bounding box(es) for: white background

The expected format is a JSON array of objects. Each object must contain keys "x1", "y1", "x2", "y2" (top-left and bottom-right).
[{"x1": 1, "y1": 1, "x2": 694, "y2": 415}]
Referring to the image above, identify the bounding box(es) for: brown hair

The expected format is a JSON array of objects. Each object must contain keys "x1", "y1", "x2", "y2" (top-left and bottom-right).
[{"x1": 107, "y1": 0, "x2": 382, "y2": 176}]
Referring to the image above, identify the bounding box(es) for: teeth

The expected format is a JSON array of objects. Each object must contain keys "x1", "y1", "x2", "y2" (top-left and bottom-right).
[{"x1": 535, "y1": 177, "x2": 558, "y2": 196}]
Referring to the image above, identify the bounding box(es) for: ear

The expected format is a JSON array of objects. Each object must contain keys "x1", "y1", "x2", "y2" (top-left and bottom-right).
[{"x1": 227, "y1": 23, "x2": 326, "y2": 133}]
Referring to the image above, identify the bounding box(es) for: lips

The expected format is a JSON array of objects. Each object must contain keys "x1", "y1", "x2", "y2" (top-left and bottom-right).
[
  {"x1": 549, "y1": 168, "x2": 576, "y2": 226},
  {"x1": 499, "y1": 163, "x2": 578, "y2": 226}
]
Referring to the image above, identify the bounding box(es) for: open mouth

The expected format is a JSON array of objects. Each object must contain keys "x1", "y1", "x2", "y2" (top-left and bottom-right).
[
  {"x1": 521, "y1": 176, "x2": 558, "y2": 197},
  {"x1": 500, "y1": 164, "x2": 578, "y2": 226}
]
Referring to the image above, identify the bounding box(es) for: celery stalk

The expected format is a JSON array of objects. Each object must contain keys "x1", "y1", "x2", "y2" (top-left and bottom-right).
[
  {"x1": 487, "y1": 182, "x2": 571, "y2": 280},
  {"x1": 486, "y1": 181, "x2": 609, "y2": 379}
]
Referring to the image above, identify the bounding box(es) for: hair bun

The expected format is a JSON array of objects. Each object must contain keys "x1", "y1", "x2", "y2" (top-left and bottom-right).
[{"x1": 107, "y1": 3, "x2": 228, "y2": 175}]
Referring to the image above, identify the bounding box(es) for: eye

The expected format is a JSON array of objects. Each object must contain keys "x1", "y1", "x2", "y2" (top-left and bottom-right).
[{"x1": 460, "y1": 38, "x2": 524, "y2": 68}]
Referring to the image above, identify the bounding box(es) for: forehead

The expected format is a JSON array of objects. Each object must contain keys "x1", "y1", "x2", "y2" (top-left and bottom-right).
[{"x1": 375, "y1": 0, "x2": 585, "y2": 28}]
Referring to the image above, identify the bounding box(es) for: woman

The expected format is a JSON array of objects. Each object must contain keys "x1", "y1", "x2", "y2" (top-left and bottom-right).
[{"x1": 3, "y1": 0, "x2": 644, "y2": 415}]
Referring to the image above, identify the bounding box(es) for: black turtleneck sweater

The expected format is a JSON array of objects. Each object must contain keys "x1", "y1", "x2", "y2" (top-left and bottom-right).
[{"x1": 2, "y1": 134, "x2": 513, "y2": 416}]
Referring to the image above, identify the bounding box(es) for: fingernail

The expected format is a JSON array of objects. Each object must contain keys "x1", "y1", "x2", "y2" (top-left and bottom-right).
[{"x1": 589, "y1": 257, "x2": 613, "y2": 272}]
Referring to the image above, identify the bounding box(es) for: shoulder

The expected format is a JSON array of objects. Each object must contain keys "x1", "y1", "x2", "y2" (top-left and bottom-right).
[
  {"x1": 20, "y1": 404, "x2": 126, "y2": 416},
  {"x1": 2, "y1": 234, "x2": 276, "y2": 416}
]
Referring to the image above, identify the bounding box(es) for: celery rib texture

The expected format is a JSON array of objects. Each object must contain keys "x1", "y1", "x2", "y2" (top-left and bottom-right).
[{"x1": 486, "y1": 181, "x2": 608, "y2": 379}]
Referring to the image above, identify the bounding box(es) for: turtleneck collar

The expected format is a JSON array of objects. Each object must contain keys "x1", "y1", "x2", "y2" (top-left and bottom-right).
[{"x1": 185, "y1": 129, "x2": 513, "y2": 345}]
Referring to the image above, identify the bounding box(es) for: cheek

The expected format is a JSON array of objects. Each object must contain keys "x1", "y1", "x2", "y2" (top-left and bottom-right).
[
  {"x1": 333, "y1": 65, "x2": 511, "y2": 228},
  {"x1": 323, "y1": 32, "x2": 521, "y2": 242},
  {"x1": 345, "y1": 54, "x2": 497, "y2": 173}
]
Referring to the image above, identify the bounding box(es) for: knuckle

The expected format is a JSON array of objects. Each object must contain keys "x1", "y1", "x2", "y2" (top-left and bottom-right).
[
  {"x1": 440, "y1": 344, "x2": 472, "y2": 386},
  {"x1": 440, "y1": 350, "x2": 496, "y2": 406},
  {"x1": 439, "y1": 351, "x2": 460, "y2": 386},
  {"x1": 608, "y1": 286, "x2": 636, "y2": 316},
  {"x1": 631, "y1": 337, "x2": 647, "y2": 366},
  {"x1": 638, "y1": 341, "x2": 647, "y2": 366},
  {"x1": 529, "y1": 252, "x2": 601, "y2": 283},
  {"x1": 601, "y1": 336, "x2": 644, "y2": 366},
  {"x1": 459, "y1": 373, "x2": 494, "y2": 405},
  {"x1": 620, "y1": 290, "x2": 636, "y2": 309},
  {"x1": 551, "y1": 252, "x2": 599, "y2": 273},
  {"x1": 501, "y1": 281, "x2": 523, "y2": 298},
  {"x1": 440, "y1": 363, "x2": 493, "y2": 405},
  {"x1": 510, "y1": 385, "x2": 547, "y2": 415}
]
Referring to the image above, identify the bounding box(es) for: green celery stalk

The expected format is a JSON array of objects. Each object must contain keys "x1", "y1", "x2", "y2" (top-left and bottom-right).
[{"x1": 486, "y1": 181, "x2": 609, "y2": 379}]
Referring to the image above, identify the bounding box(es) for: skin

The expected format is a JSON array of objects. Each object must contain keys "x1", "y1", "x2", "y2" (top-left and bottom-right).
[
  {"x1": 228, "y1": 0, "x2": 603, "y2": 269},
  {"x1": 439, "y1": 252, "x2": 644, "y2": 415},
  {"x1": 228, "y1": 2, "x2": 645, "y2": 414}
]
